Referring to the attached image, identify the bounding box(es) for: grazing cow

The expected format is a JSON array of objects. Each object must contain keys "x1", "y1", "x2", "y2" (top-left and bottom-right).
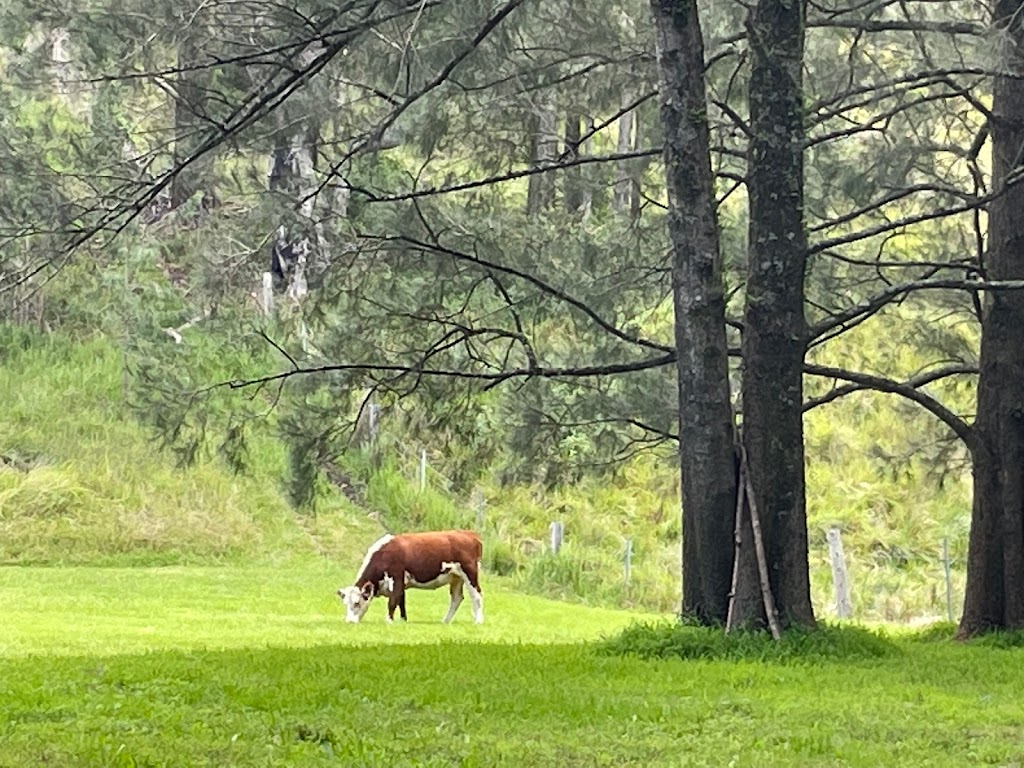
[{"x1": 337, "y1": 530, "x2": 484, "y2": 624}]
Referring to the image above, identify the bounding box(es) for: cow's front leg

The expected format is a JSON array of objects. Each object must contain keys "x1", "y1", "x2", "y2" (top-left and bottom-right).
[{"x1": 387, "y1": 575, "x2": 406, "y2": 623}]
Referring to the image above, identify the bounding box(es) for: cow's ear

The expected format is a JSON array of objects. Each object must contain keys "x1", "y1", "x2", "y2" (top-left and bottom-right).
[{"x1": 361, "y1": 583, "x2": 374, "y2": 600}]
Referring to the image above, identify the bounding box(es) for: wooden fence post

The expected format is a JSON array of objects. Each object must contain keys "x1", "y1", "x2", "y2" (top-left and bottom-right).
[{"x1": 826, "y1": 526, "x2": 852, "y2": 619}]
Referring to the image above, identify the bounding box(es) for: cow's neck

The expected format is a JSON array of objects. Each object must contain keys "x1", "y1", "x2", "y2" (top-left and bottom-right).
[{"x1": 356, "y1": 561, "x2": 386, "y2": 591}]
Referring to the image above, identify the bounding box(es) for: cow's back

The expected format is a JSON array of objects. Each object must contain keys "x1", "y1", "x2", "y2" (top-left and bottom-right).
[{"x1": 382, "y1": 530, "x2": 481, "y2": 582}]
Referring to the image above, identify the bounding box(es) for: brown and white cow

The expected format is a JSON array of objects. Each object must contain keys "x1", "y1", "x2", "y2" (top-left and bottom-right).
[{"x1": 336, "y1": 530, "x2": 483, "y2": 624}]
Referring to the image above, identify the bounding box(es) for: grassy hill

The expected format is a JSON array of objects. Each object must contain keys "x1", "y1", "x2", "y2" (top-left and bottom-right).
[{"x1": 0, "y1": 328, "x2": 376, "y2": 568}]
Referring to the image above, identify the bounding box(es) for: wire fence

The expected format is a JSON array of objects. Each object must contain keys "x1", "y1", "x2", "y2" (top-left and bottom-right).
[{"x1": 381, "y1": 435, "x2": 966, "y2": 624}]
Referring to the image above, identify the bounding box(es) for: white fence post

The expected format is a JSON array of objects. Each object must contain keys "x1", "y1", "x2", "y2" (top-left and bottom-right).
[
  {"x1": 826, "y1": 526, "x2": 852, "y2": 619},
  {"x1": 942, "y1": 537, "x2": 953, "y2": 622},
  {"x1": 261, "y1": 271, "x2": 274, "y2": 315},
  {"x1": 419, "y1": 449, "x2": 427, "y2": 492},
  {"x1": 624, "y1": 537, "x2": 633, "y2": 591},
  {"x1": 549, "y1": 521, "x2": 563, "y2": 554}
]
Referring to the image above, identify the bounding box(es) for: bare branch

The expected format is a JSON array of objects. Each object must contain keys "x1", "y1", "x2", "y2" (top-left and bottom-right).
[
  {"x1": 804, "y1": 363, "x2": 974, "y2": 446},
  {"x1": 809, "y1": 183, "x2": 974, "y2": 234},
  {"x1": 804, "y1": 362, "x2": 976, "y2": 410},
  {"x1": 213, "y1": 352, "x2": 677, "y2": 394},
  {"x1": 347, "y1": 148, "x2": 663, "y2": 205},
  {"x1": 308, "y1": 0, "x2": 531, "y2": 207},
  {"x1": 809, "y1": 279, "x2": 1024, "y2": 342},
  {"x1": 815, "y1": 19, "x2": 986, "y2": 35}
]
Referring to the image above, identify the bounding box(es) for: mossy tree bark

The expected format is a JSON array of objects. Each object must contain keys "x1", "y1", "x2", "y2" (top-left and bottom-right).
[
  {"x1": 733, "y1": 0, "x2": 816, "y2": 629},
  {"x1": 650, "y1": 0, "x2": 737, "y2": 624},
  {"x1": 959, "y1": 0, "x2": 1024, "y2": 637}
]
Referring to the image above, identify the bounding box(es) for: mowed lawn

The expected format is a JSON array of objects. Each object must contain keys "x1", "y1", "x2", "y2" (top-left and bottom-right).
[
  {"x1": 0, "y1": 564, "x2": 649, "y2": 656},
  {"x1": 2, "y1": 566, "x2": 1024, "y2": 767}
]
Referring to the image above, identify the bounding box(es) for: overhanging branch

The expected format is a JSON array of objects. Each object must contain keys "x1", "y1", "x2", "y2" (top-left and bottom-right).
[
  {"x1": 359, "y1": 232, "x2": 675, "y2": 354},
  {"x1": 215, "y1": 352, "x2": 677, "y2": 394}
]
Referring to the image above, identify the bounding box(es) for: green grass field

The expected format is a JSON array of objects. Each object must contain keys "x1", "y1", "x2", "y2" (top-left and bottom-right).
[
  {"x1": 0, "y1": 329, "x2": 1015, "y2": 766},
  {"x1": 2, "y1": 565, "x2": 1024, "y2": 767}
]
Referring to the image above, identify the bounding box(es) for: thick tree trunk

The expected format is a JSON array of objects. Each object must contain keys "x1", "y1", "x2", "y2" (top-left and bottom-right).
[
  {"x1": 734, "y1": 0, "x2": 815, "y2": 629},
  {"x1": 960, "y1": 0, "x2": 1024, "y2": 637},
  {"x1": 650, "y1": 0, "x2": 737, "y2": 625}
]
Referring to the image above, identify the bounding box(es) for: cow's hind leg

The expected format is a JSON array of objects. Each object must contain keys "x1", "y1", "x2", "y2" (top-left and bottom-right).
[
  {"x1": 442, "y1": 578, "x2": 464, "y2": 623},
  {"x1": 443, "y1": 561, "x2": 483, "y2": 624},
  {"x1": 464, "y1": 561, "x2": 484, "y2": 624}
]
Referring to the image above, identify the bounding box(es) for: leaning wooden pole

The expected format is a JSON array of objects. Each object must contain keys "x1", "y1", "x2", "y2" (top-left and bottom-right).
[
  {"x1": 725, "y1": 453, "x2": 746, "y2": 632},
  {"x1": 740, "y1": 439, "x2": 783, "y2": 641}
]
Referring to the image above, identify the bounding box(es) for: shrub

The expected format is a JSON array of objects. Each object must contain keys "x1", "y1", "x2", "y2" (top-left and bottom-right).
[{"x1": 597, "y1": 620, "x2": 899, "y2": 663}]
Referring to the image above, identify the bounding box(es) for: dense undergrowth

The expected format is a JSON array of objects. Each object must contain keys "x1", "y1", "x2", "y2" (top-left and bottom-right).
[
  {"x1": 597, "y1": 620, "x2": 901, "y2": 662},
  {"x1": 0, "y1": 322, "x2": 971, "y2": 621}
]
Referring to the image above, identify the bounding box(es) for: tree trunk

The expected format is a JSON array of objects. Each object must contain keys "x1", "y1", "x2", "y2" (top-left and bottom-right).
[
  {"x1": 733, "y1": 0, "x2": 815, "y2": 629},
  {"x1": 580, "y1": 116, "x2": 596, "y2": 218},
  {"x1": 266, "y1": 98, "x2": 331, "y2": 301},
  {"x1": 959, "y1": 0, "x2": 1024, "y2": 637},
  {"x1": 631, "y1": 111, "x2": 644, "y2": 220},
  {"x1": 170, "y1": 31, "x2": 213, "y2": 210},
  {"x1": 526, "y1": 101, "x2": 557, "y2": 215},
  {"x1": 564, "y1": 113, "x2": 584, "y2": 215},
  {"x1": 613, "y1": 88, "x2": 635, "y2": 214},
  {"x1": 650, "y1": 0, "x2": 737, "y2": 625}
]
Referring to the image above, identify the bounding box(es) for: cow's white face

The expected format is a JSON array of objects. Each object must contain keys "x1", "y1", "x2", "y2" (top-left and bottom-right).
[{"x1": 337, "y1": 584, "x2": 374, "y2": 623}]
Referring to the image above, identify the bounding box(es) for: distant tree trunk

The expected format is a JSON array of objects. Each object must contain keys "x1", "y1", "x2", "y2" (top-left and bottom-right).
[
  {"x1": 267, "y1": 123, "x2": 321, "y2": 302},
  {"x1": 959, "y1": 0, "x2": 1024, "y2": 637},
  {"x1": 631, "y1": 110, "x2": 644, "y2": 219},
  {"x1": 563, "y1": 113, "x2": 584, "y2": 215},
  {"x1": 48, "y1": 27, "x2": 90, "y2": 116},
  {"x1": 650, "y1": 0, "x2": 737, "y2": 625},
  {"x1": 581, "y1": 116, "x2": 596, "y2": 218},
  {"x1": 614, "y1": 88, "x2": 635, "y2": 214},
  {"x1": 527, "y1": 100, "x2": 557, "y2": 215},
  {"x1": 170, "y1": 30, "x2": 212, "y2": 210},
  {"x1": 733, "y1": 0, "x2": 815, "y2": 629}
]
